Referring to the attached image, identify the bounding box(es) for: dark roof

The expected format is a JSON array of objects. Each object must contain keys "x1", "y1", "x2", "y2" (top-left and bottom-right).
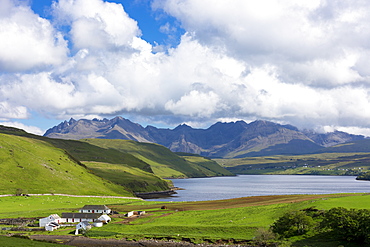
[
  {"x1": 62, "y1": 213, "x2": 102, "y2": 219},
  {"x1": 80, "y1": 205, "x2": 110, "y2": 210}
]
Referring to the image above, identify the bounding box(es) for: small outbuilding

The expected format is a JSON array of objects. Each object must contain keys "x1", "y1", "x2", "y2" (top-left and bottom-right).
[
  {"x1": 125, "y1": 211, "x2": 146, "y2": 217},
  {"x1": 98, "y1": 214, "x2": 111, "y2": 223},
  {"x1": 45, "y1": 222, "x2": 60, "y2": 231},
  {"x1": 93, "y1": 221, "x2": 103, "y2": 227},
  {"x1": 75, "y1": 221, "x2": 91, "y2": 235},
  {"x1": 79, "y1": 205, "x2": 111, "y2": 214}
]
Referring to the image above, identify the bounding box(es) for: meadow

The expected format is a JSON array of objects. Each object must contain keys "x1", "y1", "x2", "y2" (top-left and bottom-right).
[
  {"x1": 0, "y1": 195, "x2": 141, "y2": 218},
  {"x1": 1, "y1": 193, "x2": 370, "y2": 246}
]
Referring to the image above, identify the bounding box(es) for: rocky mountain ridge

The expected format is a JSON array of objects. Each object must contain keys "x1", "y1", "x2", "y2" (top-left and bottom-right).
[{"x1": 44, "y1": 117, "x2": 365, "y2": 158}]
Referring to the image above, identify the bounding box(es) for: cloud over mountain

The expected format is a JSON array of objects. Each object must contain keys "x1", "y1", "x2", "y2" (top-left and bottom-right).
[{"x1": 1, "y1": 0, "x2": 370, "y2": 135}]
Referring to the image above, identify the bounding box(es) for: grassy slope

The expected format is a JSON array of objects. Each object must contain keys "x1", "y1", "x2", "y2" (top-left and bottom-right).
[
  {"x1": 83, "y1": 161, "x2": 170, "y2": 193},
  {"x1": 44, "y1": 139, "x2": 172, "y2": 192},
  {"x1": 0, "y1": 133, "x2": 131, "y2": 196},
  {"x1": 82, "y1": 139, "x2": 232, "y2": 178},
  {"x1": 177, "y1": 153, "x2": 234, "y2": 177},
  {"x1": 0, "y1": 126, "x2": 173, "y2": 193},
  {"x1": 216, "y1": 152, "x2": 370, "y2": 175}
]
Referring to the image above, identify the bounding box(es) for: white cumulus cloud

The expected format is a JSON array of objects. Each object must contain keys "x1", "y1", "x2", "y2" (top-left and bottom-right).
[{"x1": 0, "y1": 0, "x2": 67, "y2": 72}]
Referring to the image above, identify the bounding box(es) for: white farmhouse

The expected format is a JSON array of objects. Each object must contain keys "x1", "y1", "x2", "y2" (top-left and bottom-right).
[
  {"x1": 39, "y1": 214, "x2": 62, "y2": 227},
  {"x1": 79, "y1": 205, "x2": 111, "y2": 214},
  {"x1": 61, "y1": 213, "x2": 102, "y2": 223}
]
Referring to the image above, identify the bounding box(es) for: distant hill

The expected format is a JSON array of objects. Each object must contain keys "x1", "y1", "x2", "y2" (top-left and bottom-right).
[{"x1": 44, "y1": 117, "x2": 365, "y2": 158}]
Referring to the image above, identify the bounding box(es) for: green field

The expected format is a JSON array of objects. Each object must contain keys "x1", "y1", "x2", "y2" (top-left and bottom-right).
[
  {"x1": 1, "y1": 194, "x2": 370, "y2": 246},
  {"x1": 0, "y1": 195, "x2": 141, "y2": 218}
]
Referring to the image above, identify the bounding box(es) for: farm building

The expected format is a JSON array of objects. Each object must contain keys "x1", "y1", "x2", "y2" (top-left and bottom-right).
[
  {"x1": 79, "y1": 205, "x2": 111, "y2": 214},
  {"x1": 39, "y1": 214, "x2": 62, "y2": 227},
  {"x1": 45, "y1": 222, "x2": 60, "y2": 231},
  {"x1": 75, "y1": 221, "x2": 91, "y2": 235},
  {"x1": 125, "y1": 211, "x2": 146, "y2": 217},
  {"x1": 61, "y1": 213, "x2": 102, "y2": 223},
  {"x1": 93, "y1": 221, "x2": 103, "y2": 227},
  {"x1": 98, "y1": 214, "x2": 111, "y2": 223}
]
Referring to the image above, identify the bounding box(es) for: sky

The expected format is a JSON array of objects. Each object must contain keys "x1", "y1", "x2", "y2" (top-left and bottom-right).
[{"x1": 1, "y1": 0, "x2": 370, "y2": 136}]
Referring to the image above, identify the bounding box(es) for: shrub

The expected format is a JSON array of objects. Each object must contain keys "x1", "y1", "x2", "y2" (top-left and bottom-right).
[
  {"x1": 321, "y1": 207, "x2": 370, "y2": 243},
  {"x1": 271, "y1": 210, "x2": 316, "y2": 238}
]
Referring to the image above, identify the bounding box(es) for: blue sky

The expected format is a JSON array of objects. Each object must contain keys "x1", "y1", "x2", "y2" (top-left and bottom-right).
[{"x1": 2, "y1": 0, "x2": 370, "y2": 136}]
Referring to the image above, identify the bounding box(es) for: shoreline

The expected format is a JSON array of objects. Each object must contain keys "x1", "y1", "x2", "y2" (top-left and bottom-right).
[{"x1": 135, "y1": 188, "x2": 180, "y2": 199}]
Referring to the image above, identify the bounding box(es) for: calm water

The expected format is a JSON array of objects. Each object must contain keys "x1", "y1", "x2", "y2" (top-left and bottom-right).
[{"x1": 149, "y1": 175, "x2": 370, "y2": 201}]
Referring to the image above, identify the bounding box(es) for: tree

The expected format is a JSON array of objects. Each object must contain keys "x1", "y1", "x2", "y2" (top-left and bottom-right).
[
  {"x1": 321, "y1": 207, "x2": 370, "y2": 243},
  {"x1": 271, "y1": 210, "x2": 316, "y2": 238}
]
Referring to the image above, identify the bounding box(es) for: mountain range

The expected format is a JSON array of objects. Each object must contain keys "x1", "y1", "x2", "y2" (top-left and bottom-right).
[{"x1": 44, "y1": 117, "x2": 365, "y2": 158}]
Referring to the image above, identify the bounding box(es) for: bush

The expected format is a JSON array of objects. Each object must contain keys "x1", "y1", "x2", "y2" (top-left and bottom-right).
[
  {"x1": 321, "y1": 207, "x2": 370, "y2": 243},
  {"x1": 253, "y1": 227, "x2": 276, "y2": 246},
  {"x1": 271, "y1": 210, "x2": 316, "y2": 238}
]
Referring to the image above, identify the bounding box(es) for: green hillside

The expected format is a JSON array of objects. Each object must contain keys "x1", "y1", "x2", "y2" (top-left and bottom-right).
[
  {"x1": 82, "y1": 139, "x2": 233, "y2": 178},
  {"x1": 0, "y1": 133, "x2": 131, "y2": 196},
  {"x1": 177, "y1": 152, "x2": 234, "y2": 176},
  {"x1": 83, "y1": 161, "x2": 170, "y2": 193},
  {"x1": 217, "y1": 152, "x2": 370, "y2": 176},
  {"x1": 0, "y1": 125, "x2": 231, "y2": 195}
]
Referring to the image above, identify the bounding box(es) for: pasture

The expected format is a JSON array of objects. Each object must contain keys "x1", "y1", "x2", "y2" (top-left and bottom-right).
[{"x1": 1, "y1": 193, "x2": 370, "y2": 246}]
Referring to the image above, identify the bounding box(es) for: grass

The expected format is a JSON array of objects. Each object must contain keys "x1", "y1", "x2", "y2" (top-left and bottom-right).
[
  {"x1": 179, "y1": 154, "x2": 234, "y2": 177},
  {"x1": 87, "y1": 194, "x2": 370, "y2": 242},
  {"x1": 82, "y1": 139, "x2": 232, "y2": 178},
  {"x1": 83, "y1": 161, "x2": 170, "y2": 193},
  {"x1": 0, "y1": 134, "x2": 131, "y2": 196},
  {"x1": 1, "y1": 194, "x2": 370, "y2": 246},
  {"x1": 0, "y1": 235, "x2": 70, "y2": 247},
  {"x1": 0, "y1": 195, "x2": 140, "y2": 218}
]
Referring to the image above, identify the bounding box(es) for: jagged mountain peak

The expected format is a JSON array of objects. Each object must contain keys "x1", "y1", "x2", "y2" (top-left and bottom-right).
[
  {"x1": 44, "y1": 117, "x2": 365, "y2": 158},
  {"x1": 174, "y1": 123, "x2": 193, "y2": 131}
]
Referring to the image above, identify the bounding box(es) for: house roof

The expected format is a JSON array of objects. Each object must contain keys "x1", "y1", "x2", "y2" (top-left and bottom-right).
[
  {"x1": 50, "y1": 214, "x2": 61, "y2": 219},
  {"x1": 80, "y1": 205, "x2": 110, "y2": 210},
  {"x1": 62, "y1": 213, "x2": 102, "y2": 219}
]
